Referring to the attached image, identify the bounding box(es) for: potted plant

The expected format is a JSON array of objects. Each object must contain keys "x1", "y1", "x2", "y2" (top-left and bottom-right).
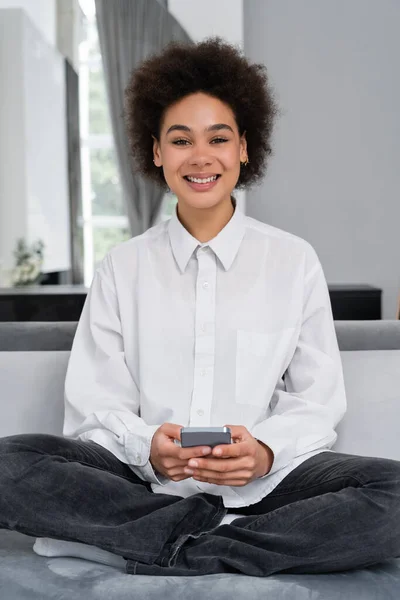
[{"x1": 11, "y1": 239, "x2": 45, "y2": 287}]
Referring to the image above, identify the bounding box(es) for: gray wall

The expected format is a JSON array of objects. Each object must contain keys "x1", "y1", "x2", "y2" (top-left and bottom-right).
[{"x1": 243, "y1": 0, "x2": 400, "y2": 319}]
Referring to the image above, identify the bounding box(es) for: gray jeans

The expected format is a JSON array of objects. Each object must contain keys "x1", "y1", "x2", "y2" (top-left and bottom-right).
[{"x1": 0, "y1": 433, "x2": 399, "y2": 576}]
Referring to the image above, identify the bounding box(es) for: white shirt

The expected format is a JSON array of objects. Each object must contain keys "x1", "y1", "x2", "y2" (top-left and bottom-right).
[{"x1": 63, "y1": 197, "x2": 347, "y2": 508}]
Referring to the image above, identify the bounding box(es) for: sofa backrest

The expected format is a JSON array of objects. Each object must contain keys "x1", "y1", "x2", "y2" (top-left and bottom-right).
[
  {"x1": 334, "y1": 349, "x2": 400, "y2": 458},
  {"x1": 1, "y1": 320, "x2": 400, "y2": 351},
  {"x1": 1, "y1": 320, "x2": 399, "y2": 462},
  {"x1": 0, "y1": 351, "x2": 69, "y2": 437}
]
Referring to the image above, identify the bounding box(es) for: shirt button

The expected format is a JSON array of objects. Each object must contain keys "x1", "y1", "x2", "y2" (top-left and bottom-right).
[
  {"x1": 197, "y1": 409, "x2": 204, "y2": 416},
  {"x1": 200, "y1": 324, "x2": 206, "y2": 332},
  {"x1": 200, "y1": 369, "x2": 206, "y2": 376},
  {"x1": 202, "y1": 282, "x2": 209, "y2": 289}
]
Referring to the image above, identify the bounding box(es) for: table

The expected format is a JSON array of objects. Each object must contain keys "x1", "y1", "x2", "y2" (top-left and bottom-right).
[{"x1": 0, "y1": 284, "x2": 382, "y2": 322}]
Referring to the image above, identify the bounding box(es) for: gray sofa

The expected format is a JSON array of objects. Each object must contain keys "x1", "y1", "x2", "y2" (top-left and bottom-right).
[{"x1": 1, "y1": 320, "x2": 400, "y2": 599}]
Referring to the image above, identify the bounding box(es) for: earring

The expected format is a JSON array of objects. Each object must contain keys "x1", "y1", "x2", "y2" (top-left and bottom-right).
[{"x1": 241, "y1": 158, "x2": 249, "y2": 166}]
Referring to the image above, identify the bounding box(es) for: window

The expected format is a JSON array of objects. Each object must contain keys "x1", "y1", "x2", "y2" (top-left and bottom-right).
[{"x1": 78, "y1": 3, "x2": 177, "y2": 286}]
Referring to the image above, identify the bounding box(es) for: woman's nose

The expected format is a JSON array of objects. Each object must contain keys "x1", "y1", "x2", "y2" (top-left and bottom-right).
[{"x1": 188, "y1": 151, "x2": 214, "y2": 167}]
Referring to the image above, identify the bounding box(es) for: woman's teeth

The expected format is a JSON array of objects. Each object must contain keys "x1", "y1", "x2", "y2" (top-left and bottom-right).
[{"x1": 186, "y1": 175, "x2": 218, "y2": 184}]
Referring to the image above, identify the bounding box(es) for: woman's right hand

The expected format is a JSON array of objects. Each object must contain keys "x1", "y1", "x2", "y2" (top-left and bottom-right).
[{"x1": 150, "y1": 422, "x2": 211, "y2": 481}]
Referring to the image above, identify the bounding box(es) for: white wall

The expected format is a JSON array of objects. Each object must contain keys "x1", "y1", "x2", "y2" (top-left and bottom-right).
[
  {"x1": 167, "y1": 0, "x2": 246, "y2": 213},
  {"x1": 0, "y1": 8, "x2": 70, "y2": 274},
  {"x1": 243, "y1": 0, "x2": 400, "y2": 320},
  {"x1": 0, "y1": 11, "x2": 27, "y2": 269},
  {"x1": 0, "y1": 0, "x2": 55, "y2": 46},
  {"x1": 56, "y1": 0, "x2": 83, "y2": 72},
  {"x1": 23, "y1": 9, "x2": 71, "y2": 272}
]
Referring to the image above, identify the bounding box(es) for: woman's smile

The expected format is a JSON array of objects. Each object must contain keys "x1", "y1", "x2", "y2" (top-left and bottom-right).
[{"x1": 183, "y1": 173, "x2": 222, "y2": 191}]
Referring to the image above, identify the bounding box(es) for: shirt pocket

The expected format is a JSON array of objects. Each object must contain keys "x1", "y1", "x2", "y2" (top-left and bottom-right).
[{"x1": 235, "y1": 327, "x2": 296, "y2": 408}]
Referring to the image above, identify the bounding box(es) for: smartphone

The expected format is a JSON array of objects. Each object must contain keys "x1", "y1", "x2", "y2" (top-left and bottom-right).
[{"x1": 180, "y1": 426, "x2": 232, "y2": 449}]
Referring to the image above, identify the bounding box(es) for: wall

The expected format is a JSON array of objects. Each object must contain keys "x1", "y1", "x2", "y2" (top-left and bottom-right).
[
  {"x1": 0, "y1": 10, "x2": 27, "y2": 271},
  {"x1": 167, "y1": 0, "x2": 246, "y2": 213},
  {"x1": 243, "y1": 0, "x2": 400, "y2": 319},
  {"x1": 168, "y1": 0, "x2": 243, "y2": 48},
  {"x1": 0, "y1": 0, "x2": 55, "y2": 46},
  {"x1": 0, "y1": 8, "x2": 70, "y2": 274},
  {"x1": 57, "y1": 0, "x2": 82, "y2": 72}
]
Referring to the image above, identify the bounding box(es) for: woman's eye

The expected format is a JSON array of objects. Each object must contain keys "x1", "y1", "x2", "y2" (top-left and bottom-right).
[{"x1": 172, "y1": 138, "x2": 228, "y2": 145}]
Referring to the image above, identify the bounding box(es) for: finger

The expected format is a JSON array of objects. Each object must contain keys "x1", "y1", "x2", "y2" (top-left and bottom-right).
[
  {"x1": 189, "y1": 466, "x2": 243, "y2": 479},
  {"x1": 211, "y1": 442, "x2": 243, "y2": 458},
  {"x1": 224, "y1": 425, "x2": 252, "y2": 446},
  {"x1": 186, "y1": 457, "x2": 245, "y2": 473},
  {"x1": 196, "y1": 479, "x2": 247, "y2": 487},
  {"x1": 177, "y1": 446, "x2": 212, "y2": 460},
  {"x1": 192, "y1": 469, "x2": 250, "y2": 485},
  {"x1": 196, "y1": 441, "x2": 247, "y2": 463},
  {"x1": 163, "y1": 423, "x2": 185, "y2": 440},
  {"x1": 171, "y1": 449, "x2": 211, "y2": 468}
]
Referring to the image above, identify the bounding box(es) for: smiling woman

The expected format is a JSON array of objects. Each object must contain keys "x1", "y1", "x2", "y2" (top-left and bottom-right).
[{"x1": 124, "y1": 36, "x2": 279, "y2": 242}]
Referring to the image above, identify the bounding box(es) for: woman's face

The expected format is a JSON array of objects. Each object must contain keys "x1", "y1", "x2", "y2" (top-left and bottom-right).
[{"x1": 153, "y1": 92, "x2": 247, "y2": 210}]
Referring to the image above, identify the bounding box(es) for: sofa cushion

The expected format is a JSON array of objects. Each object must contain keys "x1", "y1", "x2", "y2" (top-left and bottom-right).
[
  {"x1": 0, "y1": 527, "x2": 399, "y2": 600},
  {"x1": 0, "y1": 349, "x2": 399, "y2": 462},
  {"x1": 0, "y1": 351, "x2": 69, "y2": 437},
  {"x1": 333, "y1": 350, "x2": 400, "y2": 460},
  {"x1": 1, "y1": 348, "x2": 400, "y2": 597}
]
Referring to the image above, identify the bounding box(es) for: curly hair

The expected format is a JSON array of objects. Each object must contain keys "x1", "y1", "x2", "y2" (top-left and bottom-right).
[{"x1": 124, "y1": 36, "x2": 280, "y2": 192}]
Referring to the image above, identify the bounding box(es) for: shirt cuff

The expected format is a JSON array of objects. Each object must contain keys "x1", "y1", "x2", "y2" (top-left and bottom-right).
[
  {"x1": 122, "y1": 426, "x2": 170, "y2": 486},
  {"x1": 251, "y1": 419, "x2": 296, "y2": 477}
]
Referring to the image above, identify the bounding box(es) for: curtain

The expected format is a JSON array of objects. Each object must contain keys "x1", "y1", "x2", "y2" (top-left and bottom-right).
[{"x1": 95, "y1": 0, "x2": 192, "y2": 237}]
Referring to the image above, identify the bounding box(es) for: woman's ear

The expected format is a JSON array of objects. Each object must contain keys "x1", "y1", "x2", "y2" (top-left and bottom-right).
[
  {"x1": 240, "y1": 131, "x2": 248, "y2": 162},
  {"x1": 152, "y1": 135, "x2": 162, "y2": 167}
]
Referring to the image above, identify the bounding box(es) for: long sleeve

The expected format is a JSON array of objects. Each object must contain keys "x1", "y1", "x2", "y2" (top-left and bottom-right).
[
  {"x1": 63, "y1": 254, "x2": 169, "y2": 486},
  {"x1": 251, "y1": 250, "x2": 347, "y2": 477}
]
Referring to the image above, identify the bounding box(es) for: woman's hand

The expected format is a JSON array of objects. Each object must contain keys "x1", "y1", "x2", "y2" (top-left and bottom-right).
[
  {"x1": 149, "y1": 422, "x2": 212, "y2": 481},
  {"x1": 183, "y1": 425, "x2": 274, "y2": 486}
]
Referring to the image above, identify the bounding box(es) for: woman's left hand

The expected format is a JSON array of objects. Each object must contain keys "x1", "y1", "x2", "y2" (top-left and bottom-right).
[{"x1": 184, "y1": 425, "x2": 274, "y2": 486}]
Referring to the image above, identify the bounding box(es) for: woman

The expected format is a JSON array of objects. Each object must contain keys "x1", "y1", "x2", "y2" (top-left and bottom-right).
[{"x1": 1, "y1": 37, "x2": 399, "y2": 577}]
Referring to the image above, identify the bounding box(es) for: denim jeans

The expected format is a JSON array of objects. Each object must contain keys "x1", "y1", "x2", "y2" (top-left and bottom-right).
[{"x1": 0, "y1": 433, "x2": 399, "y2": 577}]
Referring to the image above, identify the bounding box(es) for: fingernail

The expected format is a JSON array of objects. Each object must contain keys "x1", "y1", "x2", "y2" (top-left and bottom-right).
[
  {"x1": 214, "y1": 449, "x2": 222, "y2": 455},
  {"x1": 202, "y1": 448, "x2": 210, "y2": 454},
  {"x1": 189, "y1": 460, "x2": 198, "y2": 467}
]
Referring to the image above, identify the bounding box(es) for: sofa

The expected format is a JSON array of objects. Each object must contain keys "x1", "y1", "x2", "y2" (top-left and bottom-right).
[{"x1": 0, "y1": 319, "x2": 400, "y2": 599}]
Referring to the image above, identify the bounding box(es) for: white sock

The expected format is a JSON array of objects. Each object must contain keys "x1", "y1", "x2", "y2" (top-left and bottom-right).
[
  {"x1": 33, "y1": 537, "x2": 127, "y2": 569},
  {"x1": 32, "y1": 515, "x2": 244, "y2": 566},
  {"x1": 218, "y1": 512, "x2": 244, "y2": 526}
]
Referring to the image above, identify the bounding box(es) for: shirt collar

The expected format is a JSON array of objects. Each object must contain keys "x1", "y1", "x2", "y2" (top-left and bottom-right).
[{"x1": 168, "y1": 197, "x2": 246, "y2": 273}]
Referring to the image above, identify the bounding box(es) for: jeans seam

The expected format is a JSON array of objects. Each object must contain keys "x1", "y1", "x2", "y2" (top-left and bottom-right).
[
  {"x1": 60, "y1": 454, "x2": 145, "y2": 486},
  {"x1": 242, "y1": 475, "x2": 366, "y2": 531},
  {"x1": 160, "y1": 501, "x2": 227, "y2": 567},
  {"x1": 155, "y1": 504, "x2": 207, "y2": 567},
  {"x1": 72, "y1": 440, "x2": 149, "y2": 486},
  {"x1": 9, "y1": 437, "x2": 141, "y2": 486},
  {"x1": 67, "y1": 459, "x2": 131, "y2": 480},
  {"x1": 267, "y1": 473, "x2": 365, "y2": 498}
]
